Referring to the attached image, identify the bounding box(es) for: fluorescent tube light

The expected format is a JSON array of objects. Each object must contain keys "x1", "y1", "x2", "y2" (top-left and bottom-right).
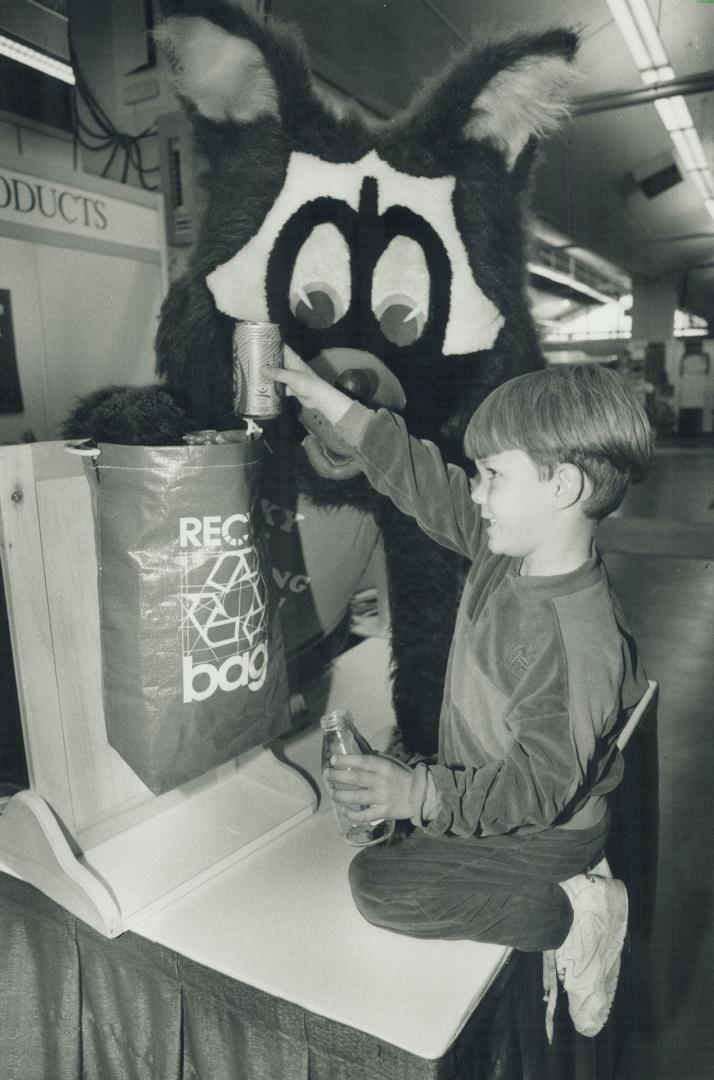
[
  {"x1": 680, "y1": 127, "x2": 709, "y2": 171},
  {"x1": 0, "y1": 33, "x2": 75, "y2": 85},
  {"x1": 669, "y1": 129, "x2": 700, "y2": 173},
  {"x1": 608, "y1": 3, "x2": 714, "y2": 223},
  {"x1": 627, "y1": 0, "x2": 669, "y2": 67},
  {"x1": 654, "y1": 95, "x2": 694, "y2": 132},
  {"x1": 606, "y1": 1, "x2": 653, "y2": 69},
  {"x1": 640, "y1": 65, "x2": 674, "y2": 85},
  {"x1": 689, "y1": 169, "x2": 714, "y2": 199}
]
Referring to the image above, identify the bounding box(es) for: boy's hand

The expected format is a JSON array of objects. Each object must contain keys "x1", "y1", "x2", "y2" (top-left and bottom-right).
[
  {"x1": 262, "y1": 345, "x2": 352, "y2": 425},
  {"x1": 324, "y1": 754, "x2": 415, "y2": 822}
]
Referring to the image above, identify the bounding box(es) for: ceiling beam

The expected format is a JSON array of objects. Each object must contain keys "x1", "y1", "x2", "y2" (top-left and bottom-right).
[
  {"x1": 0, "y1": 0, "x2": 69, "y2": 61},
  {"x1": 574, "y1": 70, "x2": 714, "y2": 116},
  {"x1": 419, "y1": 0, "x2": 469, "y2": 44}
]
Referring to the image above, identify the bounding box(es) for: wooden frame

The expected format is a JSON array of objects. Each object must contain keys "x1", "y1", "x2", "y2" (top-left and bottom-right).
[{"x1": 0, "y1": 441, "x2": 316, "y2": 936}]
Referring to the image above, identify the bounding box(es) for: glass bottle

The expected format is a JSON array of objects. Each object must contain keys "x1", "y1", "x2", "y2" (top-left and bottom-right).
[{"x1": 320, "y1": 709, "x2": 395, "y2": 847}]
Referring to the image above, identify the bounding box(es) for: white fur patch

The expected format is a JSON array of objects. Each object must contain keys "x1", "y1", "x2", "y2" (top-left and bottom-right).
[
  {"x1": 155, "y1": 17, "x2": 279, "y2": 123},
  {"x1": 464, "y1": 55, "x2": 578, "y2": 168},
  {"x1": 206, "y1": 150, "x2": 504, "y2": 356}
]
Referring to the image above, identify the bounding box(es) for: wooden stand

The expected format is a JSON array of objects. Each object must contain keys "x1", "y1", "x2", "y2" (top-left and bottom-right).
[{"x1": 0, "y1": 442, "x2": 316, "y2": 937}]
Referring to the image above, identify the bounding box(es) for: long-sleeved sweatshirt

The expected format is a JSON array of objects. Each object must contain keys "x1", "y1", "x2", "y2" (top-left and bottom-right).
[{"x1": 334, "y1": 402, "x2": 649, "y2": 838}]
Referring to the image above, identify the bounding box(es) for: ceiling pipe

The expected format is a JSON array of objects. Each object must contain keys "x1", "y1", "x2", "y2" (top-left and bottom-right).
[{"x1": 573, "y1": 70, "x2": 714, "y2": 115}]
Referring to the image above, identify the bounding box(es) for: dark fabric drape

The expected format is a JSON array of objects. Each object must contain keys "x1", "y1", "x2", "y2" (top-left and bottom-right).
[
  {"x1": 2, "y1": 875, "x2": 81, "y2": 1078},
  {"x1": 0, "y1": 875, "x2": 465, "y2": 1080}
]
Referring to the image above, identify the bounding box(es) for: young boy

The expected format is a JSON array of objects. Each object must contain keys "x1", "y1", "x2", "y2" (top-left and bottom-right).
[{"x1": 265, "y1": 352, "x2": 653, "y2": 1039}]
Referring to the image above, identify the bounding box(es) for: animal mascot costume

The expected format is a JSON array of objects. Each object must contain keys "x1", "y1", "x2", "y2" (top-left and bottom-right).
[{"x1": 65, "y1": 1, "x2": 578, "y2": 757}]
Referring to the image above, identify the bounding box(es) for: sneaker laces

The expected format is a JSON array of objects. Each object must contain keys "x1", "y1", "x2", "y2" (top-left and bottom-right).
[
  {"x1": 542, "y1": 949, "x2": 558, "y2": 1044},
  {"x1": 554, "y1": 868, "x2": 628, "y2": 1038}
]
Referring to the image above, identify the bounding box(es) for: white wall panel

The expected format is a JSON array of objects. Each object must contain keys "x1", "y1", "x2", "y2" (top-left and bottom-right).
[
  {"x1": 0, "y1": 236, "x2": 49, "y2": 443},
  {"x1": 0, "y1": 235, "x2": 162, "y2": 442},
  {"x1": 34, "y1": 245, "x2": 160, "y2": 436}
]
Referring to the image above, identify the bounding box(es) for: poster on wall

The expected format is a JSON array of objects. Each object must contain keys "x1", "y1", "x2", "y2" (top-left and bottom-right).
[{"x1": 0, "y1": 290, "x2": 24, "y2": 415}]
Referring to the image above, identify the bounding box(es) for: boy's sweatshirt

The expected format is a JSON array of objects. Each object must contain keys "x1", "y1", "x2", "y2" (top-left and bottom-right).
[{"x1": 333, "y1": 403, "x2": 649, "y2": 837}]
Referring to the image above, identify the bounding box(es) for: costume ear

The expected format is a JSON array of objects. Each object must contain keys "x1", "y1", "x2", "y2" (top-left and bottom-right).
[
  {"x1": 154, "y1": 15, "x2": 280, "y2": 123},
  {"x1": 391, "y1": 30, "x2": 579, "y2": 174},
  {"x1": 464, "y1": 40, "x2": 581, "y2": 169}
]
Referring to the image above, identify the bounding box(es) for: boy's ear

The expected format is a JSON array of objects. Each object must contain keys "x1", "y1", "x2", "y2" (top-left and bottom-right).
[{"x1": 553, "y1": 463, "x2": 589, "y2": 509}]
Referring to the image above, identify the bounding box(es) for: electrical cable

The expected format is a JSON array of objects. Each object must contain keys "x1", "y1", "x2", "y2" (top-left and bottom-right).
[{"x1": 68, "y1": 33, "x2": 159, "y2": 191}]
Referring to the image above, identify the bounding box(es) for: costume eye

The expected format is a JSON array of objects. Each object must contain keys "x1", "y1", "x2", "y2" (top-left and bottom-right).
[
  {"x1": 372, "y1": 237, "x2": 429, "y2": 347},
  {"x1": 289, "y1": 223, "x2": 351, "y2": 329}
]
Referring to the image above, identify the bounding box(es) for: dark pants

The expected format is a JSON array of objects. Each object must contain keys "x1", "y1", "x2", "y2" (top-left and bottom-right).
[{"x1": 348, "y1": 814, "x2": 611, "y2": 952}]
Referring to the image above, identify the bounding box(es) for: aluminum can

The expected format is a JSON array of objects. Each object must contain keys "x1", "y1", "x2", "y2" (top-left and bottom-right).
[{"x1": 232, "y1": 321, "x2": 284, "y2": 419}]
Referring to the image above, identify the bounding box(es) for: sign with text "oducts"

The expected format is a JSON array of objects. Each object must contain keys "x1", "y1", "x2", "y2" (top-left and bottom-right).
[{"x1": 0, "y1": 166, "x2": 160, "y2": 250}]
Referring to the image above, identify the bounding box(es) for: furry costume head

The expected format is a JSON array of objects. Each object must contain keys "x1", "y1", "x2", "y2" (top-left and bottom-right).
[{"x1": 154, "y1": 2, "x2": 578, "y2": 483}]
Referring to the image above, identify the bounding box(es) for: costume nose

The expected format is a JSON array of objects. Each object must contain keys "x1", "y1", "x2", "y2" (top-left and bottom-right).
[
  {"x1": 306, "y1": 347, "x2": 406, "y2": 412},
  {"x1": 334, "y1": 368, "x2": 376, "y2": 405},
  {"x1": 297, "y1": 348, "x2": 406, "y2": 481}
]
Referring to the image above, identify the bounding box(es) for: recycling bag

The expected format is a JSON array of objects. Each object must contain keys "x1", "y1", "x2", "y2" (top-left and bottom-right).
[{"x1": 84, "y1": 436, "x2": 291, "y2": 794}]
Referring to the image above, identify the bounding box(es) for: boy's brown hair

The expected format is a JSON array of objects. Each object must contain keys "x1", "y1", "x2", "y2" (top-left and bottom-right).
[{"x1": 464, "y1": 363, "x2": 654, "y2": 520}]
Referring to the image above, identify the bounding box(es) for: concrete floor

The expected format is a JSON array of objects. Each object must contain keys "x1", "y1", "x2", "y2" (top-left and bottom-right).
[{"x1": 598, "y1": 442, "x2": 714, "y2": 1080}]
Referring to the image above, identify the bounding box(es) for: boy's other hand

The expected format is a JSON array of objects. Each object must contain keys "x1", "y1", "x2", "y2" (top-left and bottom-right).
[
  {"x1": 324, "y1": 753, "x2": 415, "y2": 822},
  {"x1": 262, "y1": 345, "x2": 352, "y2": 425}
]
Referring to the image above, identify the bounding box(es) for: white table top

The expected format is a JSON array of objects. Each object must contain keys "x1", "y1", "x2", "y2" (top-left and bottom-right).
[{"x1": 134, "y1": 638, "x2": 512, "y2": 1061}]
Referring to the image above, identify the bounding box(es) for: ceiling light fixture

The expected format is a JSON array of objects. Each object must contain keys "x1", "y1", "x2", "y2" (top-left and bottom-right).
[
  {"x1": 606, "y1": 1, "x2": 714, "y2": 220},
  {"x1": 669, "y1": 129, "x2": 702, "y2": 173},
  {"x1": 605, "y1": 0, "x2": 653, "y2": 69},
  {"x1": 653, "y1": 95, "x2": 694, "y2": 132},
  {"x1": 640, "y1": 64, "x2": 674, "y2": 86},
  {"x1": 626, "y1": 0, "x2": 668, "y2": 66},
  {"x1": 0, "y1": 33, "x2": 75, "y2": 85},
  {"x1": 689, "y1": 170, "x2": 714, "y2": 199}
]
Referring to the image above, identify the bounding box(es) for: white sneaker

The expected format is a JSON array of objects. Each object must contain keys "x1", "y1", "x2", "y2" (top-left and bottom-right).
[{"x1": 554, "y1": 868, "x2": 628, "y2": 1037}]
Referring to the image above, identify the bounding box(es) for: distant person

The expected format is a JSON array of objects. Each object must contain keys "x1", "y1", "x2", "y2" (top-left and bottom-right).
[
  {"x1": 654, "y1": 384, "x2": 676, "y2": 438},
  {"x1": 266, "y1": 353, "x2": 653, "y2": 1039}
]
